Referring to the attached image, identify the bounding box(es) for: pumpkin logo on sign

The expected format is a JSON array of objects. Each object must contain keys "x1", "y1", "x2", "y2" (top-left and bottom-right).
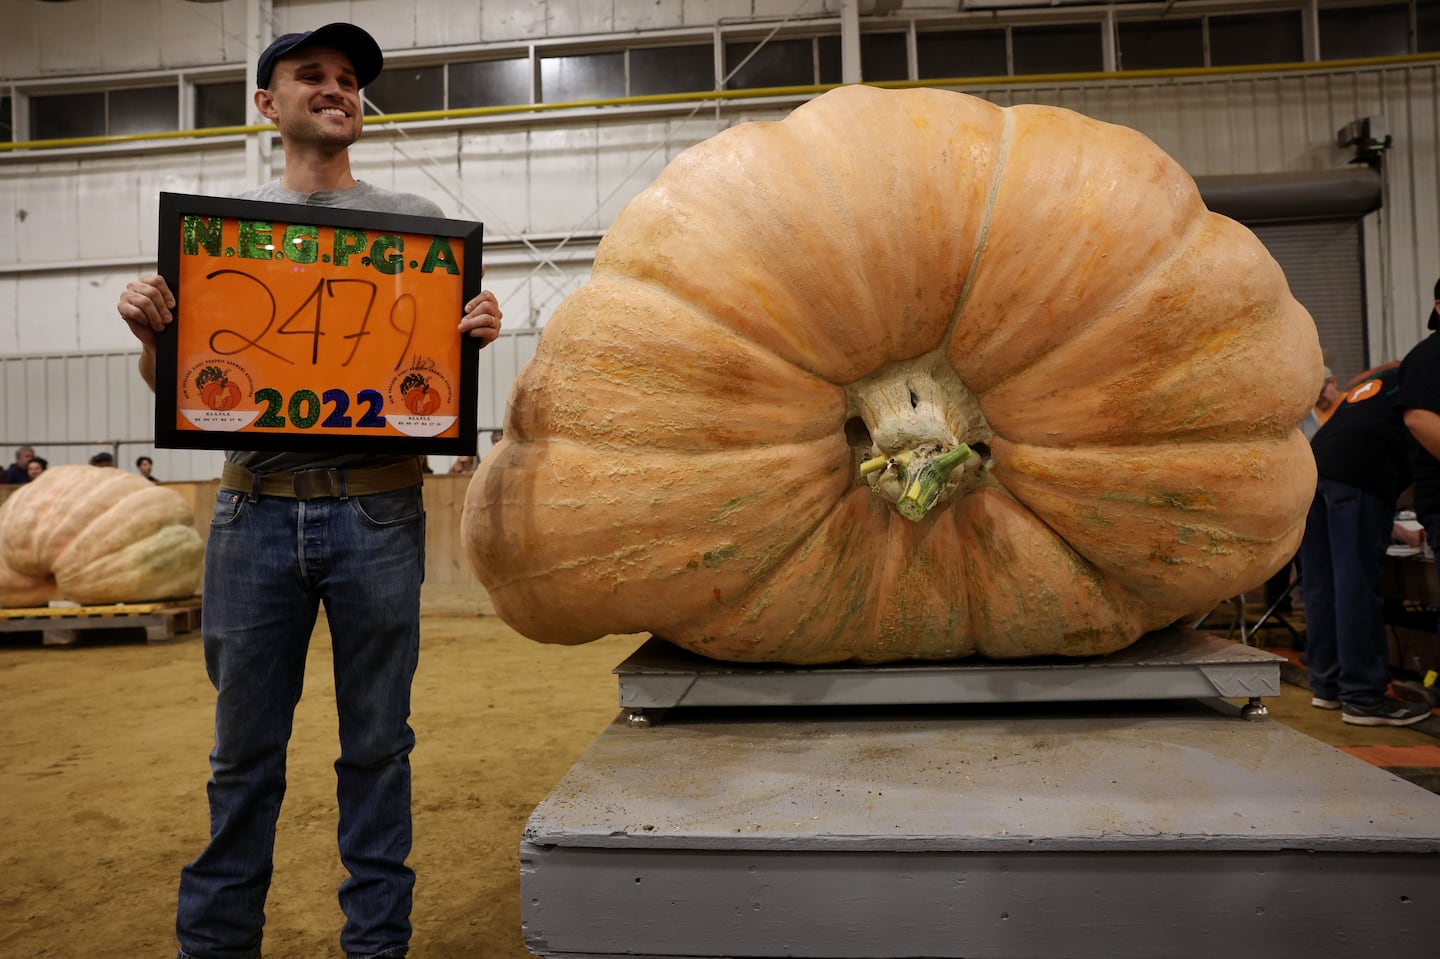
[
  {"x1": 179, "y1": 358, "x2": 259, "y2": 431},
  {"x1": 385, "y1": 359, "x2": 456, "y2": 438}
]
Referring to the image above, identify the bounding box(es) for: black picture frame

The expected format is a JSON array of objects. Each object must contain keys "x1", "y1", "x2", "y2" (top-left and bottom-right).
[{"x1": 154, "y1": 191, "x2": 483, "y2": 455}]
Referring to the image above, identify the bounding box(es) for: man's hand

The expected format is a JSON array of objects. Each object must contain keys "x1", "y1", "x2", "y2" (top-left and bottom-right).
[
  {"x1": 117, "y1": 273, "x2": 175, "y2": 346},
  {"x1": 117, "y1": 273, "x2": 174, "y2": 391},
  {"x1": 460, "y1": 289, "x2": 503, "y2": 347}
]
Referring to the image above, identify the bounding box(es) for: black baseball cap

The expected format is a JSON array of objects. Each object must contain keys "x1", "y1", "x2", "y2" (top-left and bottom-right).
[{"x1": 257, "y1": 23, "x2": 383, "y2": 90}]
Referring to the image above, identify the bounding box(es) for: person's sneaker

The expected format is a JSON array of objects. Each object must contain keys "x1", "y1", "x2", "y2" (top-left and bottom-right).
[
  {"x1": 1310, "y1": 696, "x2": 1341, "y2": 710},
  {"x1": 1341, "y1": 697, "x2": 1433, "y2": 727}
]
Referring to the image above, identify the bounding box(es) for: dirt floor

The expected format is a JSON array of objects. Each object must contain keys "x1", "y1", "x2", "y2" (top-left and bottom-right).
[
  {"x1": 2, "y1": 590, "x2": 1436, "y2": 958},
  {"x1": 0, "y1": 585, "x2": 646, "y2": 959}
]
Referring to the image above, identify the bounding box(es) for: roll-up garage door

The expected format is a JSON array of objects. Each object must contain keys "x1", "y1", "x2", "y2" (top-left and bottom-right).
[
  {"x1": 1195, "y1": 167, "x2": 1380, "y2": 387},
  {"x1": 1249, "y1": 220, "x2": 1366, "y2": 386}
]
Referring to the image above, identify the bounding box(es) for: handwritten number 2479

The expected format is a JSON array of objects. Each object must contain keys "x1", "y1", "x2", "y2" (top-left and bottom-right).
[{"x1": 204, "y1": 270, "x2": 418, "y2": 370}]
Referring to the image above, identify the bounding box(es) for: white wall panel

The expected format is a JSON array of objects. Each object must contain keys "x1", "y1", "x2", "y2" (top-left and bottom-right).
[
  {"x1": 754, "y1": 0, "x2": 841, "y2": 17},
  {"x1": 477, "y1": 328, "x2": 543, "y2": 431},
  {"x1": 482, "y1": 0, "x2": 549, "y2": 43},
  {"x1": 15, "y1": 162, "x2": 80, "y2": 265},
  {"x1": 387, "y1": 135, "x2": 470, "y2": 215},
  {"x1": 458, "y1": 129, "x2": 533, "y2": 235},
  {"x1": 100, "y1": 1, "x2": 170, "y2": 74},
  {"x1": 15, "y1": 276, "x2": 79, "y2": 352},
  {"x1": 0, "y1": 276, "x2": 16, "y2": 355},
  {"x1": 7, "y1": 0, "x2": 245, "y2": 79},
  {"x1": 666, "y1": 115, "x2": 732, "y2": 160},
  {"x1": 348, "y1": 0, "x2": 419, "y2": 51},
  {"x1": 523, "y1": 260, "x2": 589, "y2": 332},
  {"x1": 596, "y1": 121, "x2": 673, "y2": 225},
  {"x1": 0, "y1": 170, "x2": 17, "y2": 262},
  {"x1": 528, "y1": 125, "x2": 600, "y2": 235},
  {"x1": 486, "y1": 262, "x2": 537, "y2": 335},
  {"x1": 157, "y1": 0, "x2": 241, "y2": 70},
  {"x1": 616, "y1": 0, "x2": 686, "y2": 33},
  {"x1": 683, "y1": 1, "x2": 765, "y2": 28},
  {"x1": 274, "y1": 0, "x2": 354, "y2": 39},
  {"x1": 411, "y1": 0, "x2": 484, "y2": 49},
  {"x1": 31, "y1": 0, "x2": 103, "y2": 76},
  {"x1": 547, "y1": 0, "x2": 615, "y2": 37},
  {"x1": 78, "y1": 269, "x2": 144, "y2": 353}
]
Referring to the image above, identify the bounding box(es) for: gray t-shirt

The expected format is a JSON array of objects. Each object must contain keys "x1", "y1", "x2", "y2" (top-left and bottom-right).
[{"x1": 226, "y1": 180, "x2": 448, "y2": 473}]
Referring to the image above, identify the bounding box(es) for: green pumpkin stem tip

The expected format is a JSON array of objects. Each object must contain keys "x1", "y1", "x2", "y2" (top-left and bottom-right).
[{"x1": 894, "y1": 442, "x2": 973, "y2": 522}]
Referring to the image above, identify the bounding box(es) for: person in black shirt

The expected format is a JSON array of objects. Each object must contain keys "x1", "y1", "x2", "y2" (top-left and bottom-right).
[
  {"x1": 1300, "y1": 367, "x2": 1431, "y2": 726},
  {"x1": 1397, "y1": 278, "x2": 1440, "y2": 554},
  {"x1": 1396, "y1": 278, "x2": 1440, "y2": 705}
]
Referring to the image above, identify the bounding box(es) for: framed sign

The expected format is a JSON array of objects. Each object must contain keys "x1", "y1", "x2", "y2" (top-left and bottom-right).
[{"x1": 154, "y1": 192, "x2": 483, "y2": 455}]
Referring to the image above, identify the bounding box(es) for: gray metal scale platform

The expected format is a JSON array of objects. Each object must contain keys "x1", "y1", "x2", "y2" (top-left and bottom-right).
[
  {"x1": 614, "y1": 625, "x2": 1280, "y2": 717},
  {"x1": 520, "y1": 628, "x2": 1440, "y2": 959}
]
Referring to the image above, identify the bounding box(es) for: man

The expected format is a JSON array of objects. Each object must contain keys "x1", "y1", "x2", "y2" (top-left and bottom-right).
[
  {"x1": 3, "y1": 446, "x2": 35, "y2": 484},
  {"x1": 1398, "y1": 278, "x2": 1440, "y2": 557},
  {"x1": 115, "y1": 23, "x2": 503, "y2": 959},
  {"x1": 136, "y1": 454, "x2": 159, "y2": 482},
  {"x1": 1301, "y1": 367, "x2": 1431, "y2": 727},
  {"x1": 1265, "y1": 365, "x2": 1340, "y2": 616},
  {"x1": 1397, "y1": 278, "x2": 1440, "y2": 698},
  {"x1": 88, "y1": 451, "x2": 115, "y2": 467}
]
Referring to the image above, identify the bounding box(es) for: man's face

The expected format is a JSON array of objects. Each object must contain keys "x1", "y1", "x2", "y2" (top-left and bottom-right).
[
  {"x1": 1317, "y1": 377, "x2": 1339, "y2": 410},
  {"x1": 255, "y1": 46, "x2": 364, "y2": 150},
  {"x1": 15, "y1": 447, "x2": 32, "y2": 466}
]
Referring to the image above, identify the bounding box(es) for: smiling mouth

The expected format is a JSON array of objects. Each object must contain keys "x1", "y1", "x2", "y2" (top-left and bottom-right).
[{"x1": 316, "y1": 107, "x2": 349, "y2": 117}]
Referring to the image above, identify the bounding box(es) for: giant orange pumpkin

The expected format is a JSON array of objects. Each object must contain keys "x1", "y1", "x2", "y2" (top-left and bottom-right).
[
  {"x1": 462, "y1": 85, "x2": 1321, "y2": 664},
  {"x1": 0, "y1": 465, "x2": 204, "y2": 607}
]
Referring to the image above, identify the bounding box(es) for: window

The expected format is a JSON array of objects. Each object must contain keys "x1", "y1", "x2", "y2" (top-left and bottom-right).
[
  {"x1": 31, "y1": 86, "x2": 179, "y2": 140},
  {"x1": 450, "y1": 58, "x2": 531, "y2": 108},
  {"x1": 917, "y1": 29, "x2": 1007, "y2": 79},
  {"x1": 196, "y1": 80, "x2": 245, "y2": 128},
  {"x1": 724, "y1": 38, "x2": 817, "y2": 88},
  {"x1": 1319, "y1": 3, "x2": 1409, "y2": 59},
  {"x1": 1423, "y1": 0, "x2": 1440, "y2": 52},
  {"x1": 1118, "y1": 19, "x2": 1204, "y2": 70},
  {"x1": 1, "y1": 95, "x2": 12, "y2": 142},
  {"x1": 540, "y1": 52, "x2": 624, "y2": 102},
  {"x1": 31, "y1": 91, "x2": 104, "y2": 139},
  {"x1": 862, "y1": 32, "x2": 909, "y2": 82},
  {"x1": 818, "y1": 36, "x2": 843, "y2": 85},
  {"x1": 630, "y1": 45, "x2": 714, "y2": 96},
  {"x1": 109, "y1": 86, "x2": 177, "y2": 135},
  {"x1": 1012, "y1": 23, "x2": 1103, "y2": 74},
  {"x1": 1209, "y1": 11, "x2": 1304, "y2": 66},
  {"x1": 364, "y1": 63, "x2": 444, "y2": 115}
]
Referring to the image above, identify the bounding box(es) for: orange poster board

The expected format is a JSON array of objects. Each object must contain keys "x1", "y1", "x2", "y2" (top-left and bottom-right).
[{"x1": 154, "y1": 192, "x2": 482, "y2": 454}]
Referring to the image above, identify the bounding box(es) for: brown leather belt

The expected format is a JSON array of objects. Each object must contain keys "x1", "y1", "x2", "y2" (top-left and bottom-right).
[{"x1": 220, "y1": 459, "x2": 423, "y2": 500}]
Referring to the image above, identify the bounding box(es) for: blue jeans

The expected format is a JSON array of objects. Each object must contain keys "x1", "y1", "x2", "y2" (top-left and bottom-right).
[
  {"x1": 1298, "y1": 478, "x2": 1393, "y2": 705},
  {"x1": 177, "y1": 486, "x2": 425, "y2": 959}
]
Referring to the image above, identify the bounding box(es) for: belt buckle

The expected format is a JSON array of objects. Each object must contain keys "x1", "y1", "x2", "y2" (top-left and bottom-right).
[{"x1": 291, "y1": 469, "x2": 337, "y2": 500}]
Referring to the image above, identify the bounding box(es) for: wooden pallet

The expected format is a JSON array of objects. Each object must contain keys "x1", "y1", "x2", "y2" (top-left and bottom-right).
[{"x1": 0, "y1": 597, "x2": 201, "y2": 647}]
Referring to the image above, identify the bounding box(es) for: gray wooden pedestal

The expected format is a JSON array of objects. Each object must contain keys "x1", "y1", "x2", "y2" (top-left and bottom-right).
[{"x1": 521, "y1": 632, "x2": 1440, "y2": 959}]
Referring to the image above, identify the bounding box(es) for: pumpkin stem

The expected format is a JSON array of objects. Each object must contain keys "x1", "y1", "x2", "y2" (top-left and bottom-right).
[
  {"x1": 859, "y1": 450, "x2": 912, "y2": 476},
  {"x1": 894, "y1": 443, "x2": 973, "y2": 522}
]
